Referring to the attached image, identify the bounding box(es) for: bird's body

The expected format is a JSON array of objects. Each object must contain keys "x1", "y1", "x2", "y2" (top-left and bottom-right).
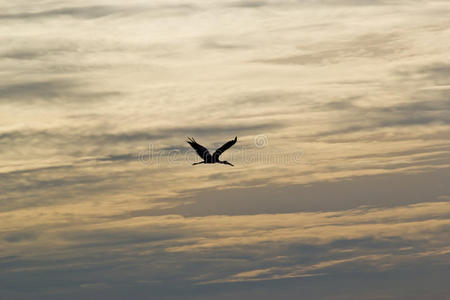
[{"x1": 186, "y1": 136, "x2": 237, "y2": 166}]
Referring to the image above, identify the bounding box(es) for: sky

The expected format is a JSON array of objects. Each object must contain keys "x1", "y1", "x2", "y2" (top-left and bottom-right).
[{"x1": 0, "y1": 0, "x2": 449, "y2": 299}]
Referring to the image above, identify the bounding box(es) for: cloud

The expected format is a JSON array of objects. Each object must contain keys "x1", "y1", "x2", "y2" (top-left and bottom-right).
[
  {"x1": 202, "y1": 38, "x2": 249, "y2": 50},
  {"x1": 0, "y1": 121, "x2": 282, "y2": 153},
  {"x1": 0, "y1": 4, "x2": 197, "y2": 21},
  {"x1": 3, "y1": 230, "x2": 39, "y2": 243},
  {"x1": 65, "y1": 228, "x2": 183, "y2": 248},
  {"x1": 226, "y1": 0, "x2": 391, "y2": 9},
  {"x1": 0, "y1": 80, "x2": 121, "y2": 104},
  {"x1": 162, "y1": 203, "x2": 450, "y2": 253},
  {"x1": 254, "y1": 33, "x2": 403, "y2": 65},
  {"x1": 0, "y1": 120, "x2": 285, "y2": 211},
  {"x1": 399, "y1": 62, "x2": 450, "y2": 86},
  {"x1": 95, "y1": 153, "x2": 136, "y2": 162},
  {"x1": 0, "y1": 6, "x2": 126, "y2": 20},
  {"x1": 124, "y1": 167, "x2": 450, "y2": 217},
  {"x1": 226, "y1": 1, "x2": 270, "y2": 8},
  {"x1": 1, "y1": 199, "x2": 449, "y2": 299},
  {"x1": 316, "y1": 0, "x2": 393, "y2": 5},
  {"x1": 437, "y1": 195, "x2": 450, "y2": 201},
  {"x1": 305, "y1": 81, "x2": 450, "y2": 139},
  {"x1": 321, "y1": 99, "x2": 450, "y2": 134},
  {"x1": 0, "y1": 48, "x2": 47, "y2": 60}
]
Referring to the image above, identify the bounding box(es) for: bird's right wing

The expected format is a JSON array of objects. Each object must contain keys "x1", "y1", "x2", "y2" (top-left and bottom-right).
[
  {"x1": 213, "y1": 136, "x2": 237, "y2": 158},
  {"x1": 186, "y1": 137, "x2": 211, "y2": 160}
]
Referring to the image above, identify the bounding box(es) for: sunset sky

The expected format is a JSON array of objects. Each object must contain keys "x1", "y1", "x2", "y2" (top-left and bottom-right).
[{"x1": 1, "y1": 0, "x2": 449, "y2": 299}]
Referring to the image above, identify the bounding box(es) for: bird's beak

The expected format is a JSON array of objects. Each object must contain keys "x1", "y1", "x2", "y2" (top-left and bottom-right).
[{"x1": 225, "y1": 161, "x2": 234, "y2": 166}]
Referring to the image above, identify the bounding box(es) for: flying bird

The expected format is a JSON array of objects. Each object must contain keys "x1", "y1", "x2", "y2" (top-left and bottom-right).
[{"x1": 186, "y1": 136, "x2": 237, "y2": 166}]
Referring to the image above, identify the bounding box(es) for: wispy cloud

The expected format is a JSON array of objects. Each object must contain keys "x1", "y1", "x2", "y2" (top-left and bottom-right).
[
  {"x1": 0, "y1": 4, "x2": 197, "y2": 20},
  {"x1": 254, "y1": 33, "x2": 404, "y2": 65},
  {"x1": 0, "y1": 79, "x2": 121, "y2": 103}
]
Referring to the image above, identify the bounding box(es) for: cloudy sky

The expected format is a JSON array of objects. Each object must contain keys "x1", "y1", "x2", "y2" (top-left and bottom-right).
[{"x1": 1, "y1": 0, "x2": 449, "y2": 299}]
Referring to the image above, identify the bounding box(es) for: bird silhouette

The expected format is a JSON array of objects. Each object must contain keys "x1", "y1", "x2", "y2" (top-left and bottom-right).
[{"x1": 186, "y1": 136, "x2": 237, "y2": 166}]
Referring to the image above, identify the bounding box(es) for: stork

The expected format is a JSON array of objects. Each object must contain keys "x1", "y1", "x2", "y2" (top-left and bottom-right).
[{"x1": 186, "y1": 136, "x2": 237, "y2": 166}]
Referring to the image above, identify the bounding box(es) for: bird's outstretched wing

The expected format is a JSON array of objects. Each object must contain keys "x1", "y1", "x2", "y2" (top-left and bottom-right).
[
  {"x1": 186, "y1": 137, "x2": 211, "y2": 160},
  {"x1": 213, "y1": 136, "x2": 237, "y2": 159}
]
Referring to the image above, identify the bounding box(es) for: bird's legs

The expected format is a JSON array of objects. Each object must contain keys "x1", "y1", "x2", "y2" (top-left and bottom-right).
[{"x1": 192, "y1": 161, "x2": 205, "y2": 165}]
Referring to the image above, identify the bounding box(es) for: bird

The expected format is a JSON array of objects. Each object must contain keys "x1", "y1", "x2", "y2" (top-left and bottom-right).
[{"x1": 186, "y1": 136, "x2": 237, "y2": 166}]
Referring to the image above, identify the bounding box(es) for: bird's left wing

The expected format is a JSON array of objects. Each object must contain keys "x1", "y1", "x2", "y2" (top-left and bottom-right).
[
  {"x1": 186, "y1": 137, "x2": 211, "y2": 160},
  {"x1": 213, "y1": 136, "x2": 237, "y2": 158}
]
